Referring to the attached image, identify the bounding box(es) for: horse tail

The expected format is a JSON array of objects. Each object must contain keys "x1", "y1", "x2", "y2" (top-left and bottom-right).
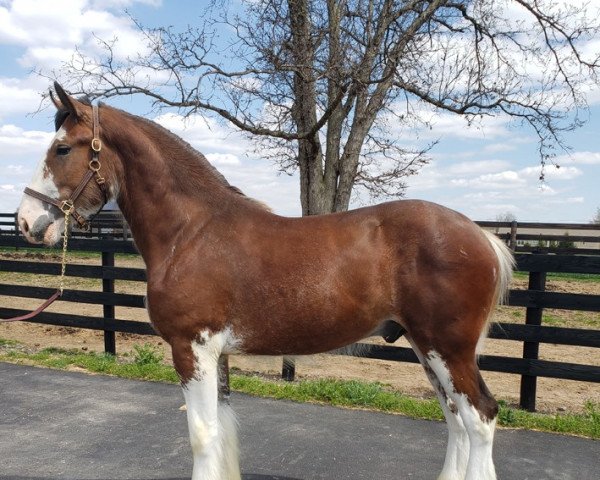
[
  {"x1": 483, "y1": 229, "x2": 515, "y2": 306},
  {"x1": 478, "y1": 229, "x2": 515, "y2": 351}
]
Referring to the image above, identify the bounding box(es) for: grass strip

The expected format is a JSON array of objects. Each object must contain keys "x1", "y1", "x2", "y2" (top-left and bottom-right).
[
  {"x1": 0, "y1": 343, "x2": 598, "y2": 439},
  {"x1": 513, "y1": 271, "x2": 600, "y2": 283}
]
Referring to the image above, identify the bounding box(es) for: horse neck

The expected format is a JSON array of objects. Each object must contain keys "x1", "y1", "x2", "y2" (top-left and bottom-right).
[{"x1": 104, "y1": 109, "x2": 236, "y2": 267}]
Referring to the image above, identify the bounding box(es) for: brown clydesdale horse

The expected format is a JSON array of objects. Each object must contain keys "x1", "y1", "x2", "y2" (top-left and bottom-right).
[{"x1": 17, "y1": 83, "x2": 513, "y2": 480}]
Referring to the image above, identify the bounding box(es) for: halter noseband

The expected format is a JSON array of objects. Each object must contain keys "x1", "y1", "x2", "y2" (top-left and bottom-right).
[{"x1": 24, "y1": 104, "x2": 108, "y2": 231}]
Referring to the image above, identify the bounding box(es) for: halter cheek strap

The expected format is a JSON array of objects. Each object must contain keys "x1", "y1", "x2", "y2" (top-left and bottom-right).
[{"x1": 24, "y1": 104, "x2": 108, "y2": 231}]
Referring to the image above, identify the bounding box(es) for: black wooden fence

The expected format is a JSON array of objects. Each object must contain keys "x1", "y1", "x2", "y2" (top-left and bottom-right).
[{"x1": 1, "y1": 216, "x2": 599, "y2": 412}]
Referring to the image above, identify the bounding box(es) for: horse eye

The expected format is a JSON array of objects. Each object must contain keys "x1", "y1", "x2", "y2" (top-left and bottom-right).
[{"x1": 56, "y1": 145, "x2": 71, "y2": 156}]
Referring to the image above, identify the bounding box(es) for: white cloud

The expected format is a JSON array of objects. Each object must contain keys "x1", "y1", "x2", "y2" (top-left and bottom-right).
[
  {"x1": 154, "y1": 112, "x2": 250, "y2": 155},
  {"x1": 555, "y1": 151, "x2": 600, "y2": 165},
  {"x1": 205, "y1": 153, "x2": 241, "y2": 166},
  {"x1": 451, "y1": 170, "x2": 526, "y2": 189},
  {"x1": 519, "y1": 165, "x2": 582, "y2": 180},
  {"x1": 446, "y1": 159, "x2": 511, "y2": 175},
  {"x1": 0, "y1": 182, "x2": 25, "y2": 212},
  {"x1": 0, "y1": 78, "x2": 44, "y2": 119},
  {"x1": 482, "y1": 143, "x2": 517, "y2": 154},
  {"x1": 416, "y1": 110, "x2": 513, "y2": 142},
  {"x1": 0, "y1": 0, "x2": 153, "y2": 70},
  {"x1": 0, "y1": 124, "x2": 52, "y2": 157},
  {"x1": 90, "y1": 0, "x2": 162, "y2": 8}
]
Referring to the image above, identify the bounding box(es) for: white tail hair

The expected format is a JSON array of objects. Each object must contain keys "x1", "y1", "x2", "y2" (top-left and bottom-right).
[
  {"x1": 482, "y1": 229, "x2": 515, "y2": 305},
  {"x1": 478, "y1": 229, "x2": 515, "y2": 352}
]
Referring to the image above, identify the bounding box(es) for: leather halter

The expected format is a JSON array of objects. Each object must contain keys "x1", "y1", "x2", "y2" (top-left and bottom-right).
[{"x1": 24, "y1": 104, "x2": 108, "y2": 231}]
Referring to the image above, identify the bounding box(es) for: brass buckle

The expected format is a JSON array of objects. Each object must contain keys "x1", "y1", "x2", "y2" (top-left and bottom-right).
[
  {"x1": 91, "y1": 138, "x2": 102, "y2": 152},
  {"x1": 89, "y1": 159, "x2": 101, "y2": 172},
  {"x1": 60, "y1": 200, "x2": 74, "y2": 215}
]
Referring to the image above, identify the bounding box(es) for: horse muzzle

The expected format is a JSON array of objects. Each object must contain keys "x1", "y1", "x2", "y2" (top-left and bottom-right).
[{"x1": 17, "y1": 203, "x2": 63, "y2": 246}]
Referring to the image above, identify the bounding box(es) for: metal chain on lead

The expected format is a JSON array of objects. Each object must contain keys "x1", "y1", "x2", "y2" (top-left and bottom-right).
[{"x1": 59, "y1": 209, "x2": 70, "y2": 295}]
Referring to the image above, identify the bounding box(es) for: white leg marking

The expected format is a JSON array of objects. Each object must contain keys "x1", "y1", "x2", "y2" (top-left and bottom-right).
[
  {"x1": 437, "y1": 399, "x2": 469, "y2": 480},
  {"x1": 183, "y1": 330, "x2": 241, "y2": 480},
  {"x1": 407, "y1": 339, "x2": 469, "y2": 480},
  {"x1": 426, "y1": 351, "x2": 497, "y2": 480}
]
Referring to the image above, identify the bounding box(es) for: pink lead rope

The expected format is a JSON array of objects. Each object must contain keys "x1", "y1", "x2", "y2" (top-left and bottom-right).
[{"x1": 0, "y1": 290, "x2": 62, "y2": 323}]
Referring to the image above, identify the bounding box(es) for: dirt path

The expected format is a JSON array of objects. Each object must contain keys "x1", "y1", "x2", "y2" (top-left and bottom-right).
[{"x1": 1, "y1": 253, "x2": 599, "y2": 414}]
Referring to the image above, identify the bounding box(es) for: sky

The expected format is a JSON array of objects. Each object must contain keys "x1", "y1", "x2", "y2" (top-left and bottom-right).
[{"x1": 0, "y1": 0, "x2": 599, "y2": 222}]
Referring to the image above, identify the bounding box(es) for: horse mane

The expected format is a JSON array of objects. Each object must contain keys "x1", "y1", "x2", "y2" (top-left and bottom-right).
[
  {"x1": 55, "y1": 98, "x2": 270, "y2": 211},
  {"x1": 125, "y1": 111, "x2": 271, "y2": 211}
]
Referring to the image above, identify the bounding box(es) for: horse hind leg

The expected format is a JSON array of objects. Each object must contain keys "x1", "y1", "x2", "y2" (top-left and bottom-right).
[
  {"x1": 172, "y1": 332, "x2": 241, "y2": 480},
  {"x1": 423, "y1": 348, "x2": 498, "y2": 480},
  {"x1": 408, "y1": 338, "x2": 469, "y2": 480}
]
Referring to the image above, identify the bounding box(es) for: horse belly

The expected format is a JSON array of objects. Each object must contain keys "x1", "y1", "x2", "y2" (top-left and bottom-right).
[{"x1": 230, "y1": 273, "x2": 392, "y2": 356}]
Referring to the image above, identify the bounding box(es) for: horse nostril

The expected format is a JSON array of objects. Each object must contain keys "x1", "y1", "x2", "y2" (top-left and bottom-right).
[{"x1": 19, "y1": 217, "x2": 30, "y2": 235}]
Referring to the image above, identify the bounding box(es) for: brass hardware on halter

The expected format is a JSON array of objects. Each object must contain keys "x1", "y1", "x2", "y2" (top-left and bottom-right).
[
  {"x1": 89, "y1": 159, "x2": 101, "y2": 172},
  {"x1": 90, "y1": 159, "x2": 106, "y2": 187},
  {"x1": 91, "y1": 138, "x2": 102, "y2": 152},
  {"x1": 60, "y1": 199, "x2": 75, "y2": 215},
  {"x1": 80, "y1": 221, "x2": 91, "y2": 232}
]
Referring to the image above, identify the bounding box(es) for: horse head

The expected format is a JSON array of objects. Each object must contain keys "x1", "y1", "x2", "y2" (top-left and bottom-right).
[{"x1": 18, "y1": 83, "x2": 118, "y2": 245}]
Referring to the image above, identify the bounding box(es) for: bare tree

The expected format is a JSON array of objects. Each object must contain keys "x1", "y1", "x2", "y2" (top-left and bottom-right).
[
  {"x1": 591, "y1": 207, "x2": 600, "y2": 224},
  {"x1": 495, "y1": 212, "x2": 517, "y2": 223},
  {"x1": 53, "y1": 0, "x2": 600, "y2": 215}
]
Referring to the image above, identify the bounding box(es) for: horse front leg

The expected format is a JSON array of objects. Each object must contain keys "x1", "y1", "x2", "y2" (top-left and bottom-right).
[{"x1": 172, "y1": 334, "x2": 241, "y2": 480}]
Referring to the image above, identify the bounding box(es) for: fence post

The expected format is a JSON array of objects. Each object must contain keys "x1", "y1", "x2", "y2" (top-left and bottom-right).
[
  {"x1": 282, "y1": 357, "x2": 296, "y2": 381},
  {"x1": 13, "y1": 212, "x2": 19, "y2": 250},
  {"x1": 509, "y1": 220, "x2": 518, "y2": 251},
  {"x1": 102, "y1": 246, "x2": 116, "y2": 355},
  {"x1": 122, "y1": 216, "x2": 129, "y2": 241},
  {"x1": 519, "y1": 270, "x2": 547, "y2": 411}
]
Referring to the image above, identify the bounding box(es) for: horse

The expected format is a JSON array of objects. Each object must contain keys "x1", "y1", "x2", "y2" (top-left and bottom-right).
[{"x1": 17, "y1": 83, "x2": 513, "y2": 480}]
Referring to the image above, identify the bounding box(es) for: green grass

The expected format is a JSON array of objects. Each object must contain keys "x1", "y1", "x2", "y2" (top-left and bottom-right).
[
  {"x1": 1, "y1": 346, "x2": 179, "y2": 383},
  {"x1": 0, "y1": 341, "x2": 598, "y2": 439},
  {"x1": 0, "y1": 247, "x2": 139, "y2": 261},
  {"x1": 0, "y1": 270, "x2": 102, "y2": 289},
  {"x1": 514, "y1": 271, "x2": 600, "y2": 283},
  {"x1": 574, "y1": 312, "x2": 600, "y2": 329},
  {"x1": 542, "y1": 314, "x2": 565, "y2": 327},
  {"x1": 497, "y1": 400, "x2": 600, "y2": 438}
]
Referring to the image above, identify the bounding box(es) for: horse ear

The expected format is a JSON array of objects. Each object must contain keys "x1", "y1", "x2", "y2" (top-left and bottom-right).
[
  {"x1": 52, "y1": 82, "x2": 81, "y2": 121},
  {"x1": 49, "y1": 89, "x2": 61, "y2": 109}
]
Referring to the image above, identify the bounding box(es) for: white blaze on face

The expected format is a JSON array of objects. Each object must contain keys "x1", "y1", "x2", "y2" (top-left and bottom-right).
[{"x1": 17, "y1": 127, "x2": 66, "y2": 245}]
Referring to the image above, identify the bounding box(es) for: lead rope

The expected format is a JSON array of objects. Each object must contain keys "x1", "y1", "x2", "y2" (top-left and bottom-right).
[
  {"x1": 58, "y1": 206, "x2": 71, "y2": 295},
  {"x1": 0, "y1": 209, "x2": 71, "y2": 323}
]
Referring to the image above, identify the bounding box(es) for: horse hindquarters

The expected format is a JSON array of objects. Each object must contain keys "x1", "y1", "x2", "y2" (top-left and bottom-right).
[
  {"x1": 397, "y1": 228, "x2": 511, "y2": 479},
  {"x1": 172, "y1": 334, "x2": 241, "y2": 480}
]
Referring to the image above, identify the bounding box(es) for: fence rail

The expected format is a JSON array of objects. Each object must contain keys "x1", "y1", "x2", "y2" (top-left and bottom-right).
[
  {"x1": 1, "y1": 225, "x2": 599, "y2": 412},
  {"x1": 3, "y1": 213, "x2": 600, "y2": 249}
]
